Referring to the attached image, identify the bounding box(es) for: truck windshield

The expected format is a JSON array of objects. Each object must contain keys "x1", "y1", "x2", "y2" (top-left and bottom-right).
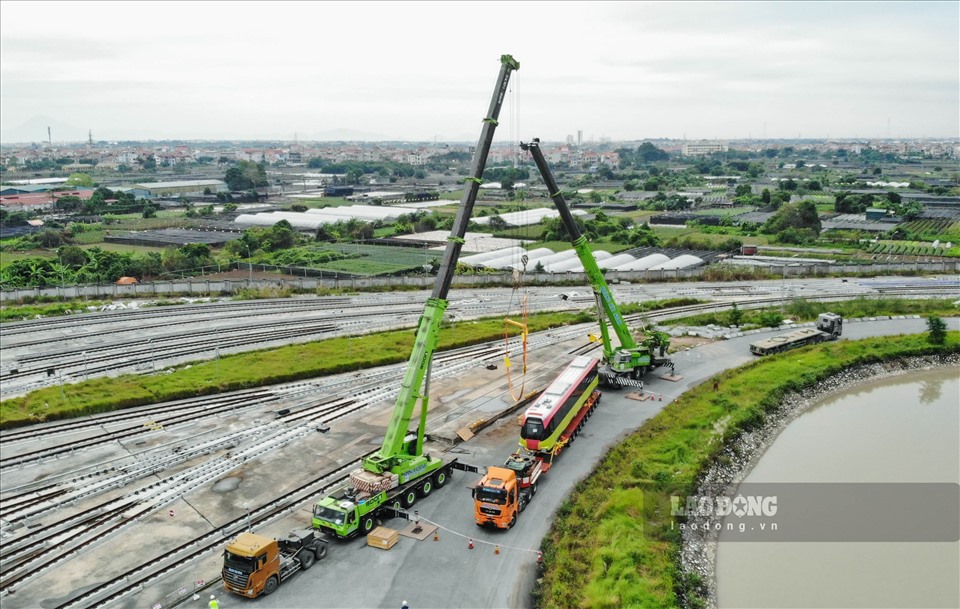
[
  {"x1": 475, "y1": 487, "x2": 507, "y2": 505},
  {"x1": 223, "y1": 550, "x2": 256, "y2": 572},
  {"x1": 313, "y1": 505, "x2": 346, "y2": 525}
]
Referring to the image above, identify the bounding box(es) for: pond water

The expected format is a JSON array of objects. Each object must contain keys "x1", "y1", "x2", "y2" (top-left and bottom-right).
[{"x1": 716, "y1": 366, "x2": 960, "y2": 609}]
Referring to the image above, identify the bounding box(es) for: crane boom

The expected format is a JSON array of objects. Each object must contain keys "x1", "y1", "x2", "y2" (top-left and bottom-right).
[
  {"x1": 363, "y1": 55, "x2": 520, "y2": 475},
  {"x1": 520, "y1": 139, "x2": 637, "y2": 357},
  {"x1": 521, "y1": 138, "x2": 672, "y2": 387}
]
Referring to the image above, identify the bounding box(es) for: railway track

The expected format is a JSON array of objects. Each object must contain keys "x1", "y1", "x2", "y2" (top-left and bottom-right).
[
  {"x1": 7, "y1": 454, "x2": 373, "y2": 608},
  {"x1": 4, "y1": 288, "x2": 954, "y2": 468},
  {"x1": 4, "y1": 283, "x2": 955, "y2": 398},
  {"x1": 0, "y1": 286, "x2": 956, "y2": 608}
]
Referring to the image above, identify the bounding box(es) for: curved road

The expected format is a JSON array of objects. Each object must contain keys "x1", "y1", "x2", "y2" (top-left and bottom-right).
[{"x1": 245, "y1": 315, "x2": 959, "y2": 609}]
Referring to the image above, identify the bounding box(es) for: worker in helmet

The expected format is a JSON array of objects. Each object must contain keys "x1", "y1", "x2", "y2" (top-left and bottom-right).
[
  {"x1": 401, "y1": 601, "x2": 409, "y2": 609},
  {"x1": 209, "y1": 594, "x2": 220, "y2": 609}
]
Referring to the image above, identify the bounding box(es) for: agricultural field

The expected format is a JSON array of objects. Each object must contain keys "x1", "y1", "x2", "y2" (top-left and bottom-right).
[
  {"x1": 310, "y1": 242, "x2": 438, "y2": 275},
  {"x1": 896, "y1": 218, "x2": 960, "y2": 242},
  {"x1": 866, "y1": 241, "x2": 958, "y2": 258}
]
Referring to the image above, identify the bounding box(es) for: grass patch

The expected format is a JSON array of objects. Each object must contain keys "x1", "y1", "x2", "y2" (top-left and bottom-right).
[
  {"x1": 0, "y1": 298, "x2": 114, "y2": 321},
  {"x1": 536, "y1": 331, "x2": 960, "y2": 609},
  {"x1": 0, "y1": 309, "x2": 592, "y2": 429}
]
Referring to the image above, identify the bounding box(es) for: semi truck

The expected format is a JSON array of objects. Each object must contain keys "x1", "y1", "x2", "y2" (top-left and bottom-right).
[
  {"x1": 473, "y1": 356, "x2": 601, "y2": 529},
  {"x1": 309, "y1": 54, "x2": 519, "y2": 539},
  {"x1": 222, "y1": 529, "x2": 328, "y2": 598},
  {"x1": 520, "y1": 139, "x2": 673, "y2": 388},
  {"x1": 749, "y1": 312, "x2": 843, "y2": 355}
]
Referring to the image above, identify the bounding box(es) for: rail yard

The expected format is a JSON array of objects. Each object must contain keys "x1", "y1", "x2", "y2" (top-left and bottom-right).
[
  {"x1": 3, "y1": 277, "x2": 954, "y2": 400},
  {"x1": 0, "y1": 274, "x2": 957, "y2": 608}
]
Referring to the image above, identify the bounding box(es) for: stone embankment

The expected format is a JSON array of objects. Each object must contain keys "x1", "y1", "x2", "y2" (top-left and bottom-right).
[{"x1": 678, "y1": 352, "x2": 960, "y2": 609}]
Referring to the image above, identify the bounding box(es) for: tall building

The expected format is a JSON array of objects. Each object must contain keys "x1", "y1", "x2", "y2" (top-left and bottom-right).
[{"x1": 682, "y1": 142, "x2": 728, "y2": 156}]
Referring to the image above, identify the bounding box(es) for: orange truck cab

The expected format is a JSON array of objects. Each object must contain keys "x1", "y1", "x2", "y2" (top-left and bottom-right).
[
  {"x1": 222, "y1": 529, "x2": 327, "y2": 598},
  {"x1": 473, "y1": 466, "x2": 522, "y2": 528}
]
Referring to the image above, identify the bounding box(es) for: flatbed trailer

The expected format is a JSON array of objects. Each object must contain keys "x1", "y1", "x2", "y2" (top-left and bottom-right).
[
  {"x1": 473, "y1": 388, "x2": 601, "y2": 529},
  {"x1": 749, "y1": 313, "x2": 843, "y2": 356}
]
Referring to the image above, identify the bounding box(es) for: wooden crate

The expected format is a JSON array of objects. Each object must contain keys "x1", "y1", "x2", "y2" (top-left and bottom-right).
[{"x1": 367, "y1": 526, "x2": 400, "y2": 550}]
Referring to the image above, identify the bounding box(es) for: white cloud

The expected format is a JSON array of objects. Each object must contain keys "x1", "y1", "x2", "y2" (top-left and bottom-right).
[{"x1": 1, "y1": 1, "x2": 957, "y2": 141}]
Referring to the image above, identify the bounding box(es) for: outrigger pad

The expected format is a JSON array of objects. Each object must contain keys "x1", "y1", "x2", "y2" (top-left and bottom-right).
[
  {"x1": 398, "y1": 521, "x2": 437, "y2": 541},
  {"x1": 659, "y1": 373, "x2": 683, "y2": 382}
]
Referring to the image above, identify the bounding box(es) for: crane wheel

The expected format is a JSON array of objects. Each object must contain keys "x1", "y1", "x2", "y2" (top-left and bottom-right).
[
  {"x1": 362, "y1": 515, "x2": 375, "y2": 533},
  {"x1": 434, "y1": 471, "x2": 447, "y2": 488},
  {"x1": 418, "y1": 480, "x2": 433, "y2": 498},
  {"x1": 403, "y1": 490, "x2": 417, "y2": 508}
]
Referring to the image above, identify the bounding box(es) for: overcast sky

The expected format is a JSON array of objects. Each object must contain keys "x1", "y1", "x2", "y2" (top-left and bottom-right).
[{"x1": 1, "y1": 1, "x2": 957, "y2": 144}]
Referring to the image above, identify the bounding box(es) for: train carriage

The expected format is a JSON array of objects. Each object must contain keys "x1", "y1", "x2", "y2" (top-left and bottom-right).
[{"x1": 520, "y1": 355, "x2": 599, "y2": 454}]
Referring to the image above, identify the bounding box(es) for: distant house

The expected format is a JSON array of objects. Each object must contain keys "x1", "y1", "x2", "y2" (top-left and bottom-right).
[
  {"x1": 0, "y1": 188, "x2": 94, "y2": 211},
  {"x1": 0, "y1": 185, "x2": 52, "y2": 196},
  {"x1": 132, "y1": 180, "x2": 228, "y2": 198}
]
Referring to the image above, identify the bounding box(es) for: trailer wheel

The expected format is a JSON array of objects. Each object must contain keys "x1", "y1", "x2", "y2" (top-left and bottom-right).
[
  {"x1": 434, "y1": 470, "x2": 448, "y2": 488},
  {"x1": 299, "y1": 549, "x2": 316, "y2": 570},
  {"x1": 263, "y1": 575, "x2": 279, "y2": 596},
  {"x1": 402, "y1": 489, "x2": 417, "y2": 508},
  {"x1": 314, "y1": 544, "x2": 328, "y2": 561},
  {"x1": 418, "y1": 479, "x2": 433, "y2": 498}
]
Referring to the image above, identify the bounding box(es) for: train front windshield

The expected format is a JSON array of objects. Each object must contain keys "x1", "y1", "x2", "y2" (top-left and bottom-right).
[{"x1": 521, "y1": 417, "x2": 545, "y2": 441}]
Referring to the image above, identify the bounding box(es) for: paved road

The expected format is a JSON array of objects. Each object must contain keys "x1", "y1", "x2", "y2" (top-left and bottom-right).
[{"x1": 248, "y1": 316, "x2": 957, "y2": 609}]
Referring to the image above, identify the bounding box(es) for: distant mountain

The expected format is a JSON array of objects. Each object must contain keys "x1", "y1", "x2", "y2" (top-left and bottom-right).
[{"x1": 1, "y1": 115, "x2": 90, "y2": 145}]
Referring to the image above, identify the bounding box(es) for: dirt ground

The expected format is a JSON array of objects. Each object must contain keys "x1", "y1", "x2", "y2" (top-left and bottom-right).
[{"x1": 669, "y1": 335, "x2": 719, "y2": 350}]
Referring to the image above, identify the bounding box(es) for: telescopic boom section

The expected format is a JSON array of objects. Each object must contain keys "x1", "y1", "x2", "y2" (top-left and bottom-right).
[
  {"x1": 520, "y1": 139, "x2": 637, "y2": 354},
  {"x1": 363, "y1": 55, "x2": 519, "y2": 475}
]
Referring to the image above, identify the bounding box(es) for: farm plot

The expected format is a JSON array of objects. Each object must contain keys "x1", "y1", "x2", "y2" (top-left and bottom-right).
[{"x1": 898, "y1": 218, "x2": 960, "y2": 242}]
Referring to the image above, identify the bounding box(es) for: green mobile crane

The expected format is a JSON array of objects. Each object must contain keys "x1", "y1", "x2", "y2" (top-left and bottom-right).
[
  {"x1": 520, "y1": 138, "x2": 672, "y2": 388},
  {"x1": 311, "y1": 55, "x2": 520, "y2": 539}
]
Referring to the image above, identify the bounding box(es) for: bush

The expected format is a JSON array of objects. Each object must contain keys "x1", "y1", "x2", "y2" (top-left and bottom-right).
[
  {"x1": 759, "y1": 312, "x2": 784, "y2": 328},
  {"x1": 927, "y1": 315, "x2": 947, "y2": 345}
]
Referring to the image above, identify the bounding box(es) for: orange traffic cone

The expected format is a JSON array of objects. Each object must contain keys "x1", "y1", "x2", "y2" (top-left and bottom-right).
[
  {"x1": 433, "y1": 530, "x2": 439, "y2": 542},
  {"x1": 468, "y1": 538, "x2": 474, "y2": 550},
  {"x1": 494, "y1": 545, "x2": 500, "y2": 555}
]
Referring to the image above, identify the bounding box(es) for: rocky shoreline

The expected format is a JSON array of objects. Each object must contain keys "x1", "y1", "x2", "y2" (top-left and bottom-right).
[{"x1": 677, "y1": 353, "x2": 960, "y2": 609}]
